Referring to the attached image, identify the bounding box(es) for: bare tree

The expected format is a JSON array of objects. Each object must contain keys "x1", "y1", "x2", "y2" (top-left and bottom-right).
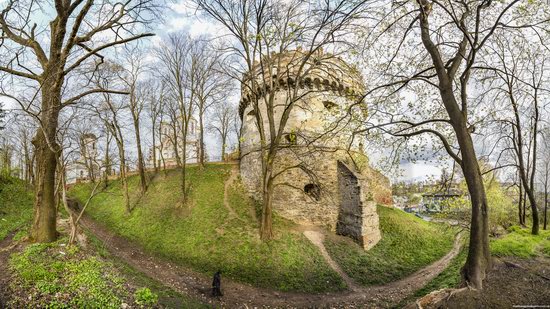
[
  {"x1": 477, "y1": 32, "x2": 550, "y2": 235},
  {"x1": 91, "y1": 63, "x2": 132, "y2": 213},
  {"x1": 118, "y1": 44, "x2": 149, "y2": 193},
  {"x1": 209, "y1": 102, "x2": 236, "y2": 161},
  {"x1": 195, "y1": 0, "x2": 365, "y2": 240},
  {"x1": 192, "y1": 39, "x2": 231, "y2": 167},
  {"x1": 147, "y1": 81, "x2": 166, "y2": 173},
  {"x1": 0, "y1": 0, "x2": 157, "y2": 242},
  {"x1": 155, "y1": 34, "x2": 199, "y2": 201}
]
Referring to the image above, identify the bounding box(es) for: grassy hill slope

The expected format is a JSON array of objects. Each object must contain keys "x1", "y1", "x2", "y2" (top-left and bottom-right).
[
  {"x1": 325, "y1": 206, "x2": 456, "y2": 286},
  {"x1": 72, "y1": 164, "x2": 456, "y2": 292},
  {"x1": 71, "y1": 165, "x2": 345, "y2": 292},
  {"x1": 0, "y1": 177, "x2": 33, "y2": 240}
]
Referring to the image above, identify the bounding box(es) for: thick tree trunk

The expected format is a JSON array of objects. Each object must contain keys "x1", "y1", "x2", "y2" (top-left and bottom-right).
[
  {"x1": 452, "y1": 122, "x2": 491, "y2": 289},
  {"x1": 30, "y1": 84, "x2": 61, "y2": 243}
]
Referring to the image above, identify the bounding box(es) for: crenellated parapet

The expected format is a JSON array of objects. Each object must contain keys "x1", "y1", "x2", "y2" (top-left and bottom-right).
[{"x1": 239, "y1": 48, "x2": 365, "y2": 118}]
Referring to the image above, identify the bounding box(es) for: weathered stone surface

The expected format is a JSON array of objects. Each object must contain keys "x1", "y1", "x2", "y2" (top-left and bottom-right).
[{"x1": 239, "y1": 49, "x2": 390, "y2": 249}]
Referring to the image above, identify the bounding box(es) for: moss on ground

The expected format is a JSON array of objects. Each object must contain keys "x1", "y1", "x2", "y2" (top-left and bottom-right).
[
  {"x1": 0, "y1": 177, "x2": 33, "y2": 240},
  {"x1": 324, "y1": 206, "x2": 456, "y2": 286},
  {"x1": 71, "y1": 164, "x2": 346, "y2": 293},
  {"x1": 8, "y1": 238, "x2": 142, "y2": 308},
  {"x1": 491, "y1": 226, "x2": 550, "y2": 258}
]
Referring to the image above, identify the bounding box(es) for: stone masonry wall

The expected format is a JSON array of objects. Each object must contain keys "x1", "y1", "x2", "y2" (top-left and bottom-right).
[{"x1": 336, "y1": 161, "x2": 381, "y2": 250}]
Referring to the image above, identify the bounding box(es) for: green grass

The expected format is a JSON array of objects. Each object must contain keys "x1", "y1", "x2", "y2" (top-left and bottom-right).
[
  {"x1": 491, "y1": 225, "x2": 550, "y2": 258},
  {"x1": 0, "y1": 176, "x2": 33, "y2": 240},
  {"x1": 8, "y1": 238, "x2": 131, "y2": 308},
  {"x1": 87, "y1": 231, "x2": 207, "y2": 309},
  {"x1": 325, "y1": 206, "x2": 456, "y2": 286},
  {"x1": 414, "y1": 245, "x2": 467, "y2": 297},
  {"x1": 71, "y1": 164, "x2": 345, "y2": 293}
]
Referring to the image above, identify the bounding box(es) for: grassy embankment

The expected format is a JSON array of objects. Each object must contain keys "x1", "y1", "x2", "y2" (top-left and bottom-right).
[
  {"x1": 0, "y1": 176, "x2": 192, "y2": 308},
  {"x1": 325, "y1": 206, "x2": 456, "y2": 286},
  {"x1": 0, "y1": 177, "x2": 33, "y2": 240},
  {"x1": 491, "y1": 225, "x2": 550, "y2": 258},
  {"x1": 72, "y1": 164, "x2": 345, "y2": 292},
  {"x1": 72, "y1": 164, "x2": 459, "y2": 292}
]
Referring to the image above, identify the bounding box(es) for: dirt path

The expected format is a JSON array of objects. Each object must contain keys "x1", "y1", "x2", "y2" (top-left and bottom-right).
[
  {"x1": 303, "y1": 230, "x2": 361, "y2": 292},
  {"x1": 79, "y1": 213, "x2": 463, "y2": 308},
  {"x1": 0, "y1": 232, "x2": 16, "y2": 308}
]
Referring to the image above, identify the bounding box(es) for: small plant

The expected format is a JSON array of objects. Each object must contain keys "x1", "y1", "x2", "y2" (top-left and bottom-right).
[{"x1": 134, "y1": 287, "x2": 158, "y2": 307}]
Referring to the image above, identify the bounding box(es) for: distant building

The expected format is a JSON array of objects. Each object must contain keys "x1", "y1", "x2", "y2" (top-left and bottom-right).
[
  {"x1": 67, "y1": 133, "x2": 100, "y2": 183},
  {"x1": 148, "y1": 117, "x2": 202, "y2": 168},
  {"x1": 420, "y1": 193, "x2": 461, "y2": 212}
]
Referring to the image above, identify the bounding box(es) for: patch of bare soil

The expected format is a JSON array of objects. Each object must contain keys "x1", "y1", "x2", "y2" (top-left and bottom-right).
[
  {"x1": 78, "y1": 214, "x2": 464, "y2": 308},
  {"x1": 0, "y1": 232, "x2": 15, "y2": 308},
  {"x1": 427, "y1": 257, "x2": 550, "y2": 309}
]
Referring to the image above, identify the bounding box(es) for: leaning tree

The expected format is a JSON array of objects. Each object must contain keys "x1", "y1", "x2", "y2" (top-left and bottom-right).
[{"x1": 0, "y1": 0, "x2": 158, "y2": 242}]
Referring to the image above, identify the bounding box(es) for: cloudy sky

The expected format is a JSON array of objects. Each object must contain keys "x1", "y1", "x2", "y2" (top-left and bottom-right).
[{"x1": 0, "y1": 0, "x2": 447, "y2": 183}]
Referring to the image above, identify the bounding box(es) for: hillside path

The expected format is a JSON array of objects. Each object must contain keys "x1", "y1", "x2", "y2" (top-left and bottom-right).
[
  {"x1": 303, "y1": 230, "x2": 361, "y2": 292},
  {"x1": 79, "y1": 211, "x2": 463, "y2": 308}
]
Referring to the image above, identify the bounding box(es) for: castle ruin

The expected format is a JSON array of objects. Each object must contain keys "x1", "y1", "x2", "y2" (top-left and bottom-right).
[{"x1": 239, "y1": 49, "x2": 391, "y2": 250}]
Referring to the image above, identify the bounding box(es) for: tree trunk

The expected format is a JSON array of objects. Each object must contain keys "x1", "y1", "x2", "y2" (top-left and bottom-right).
[
  {"x1": 132, "y1": 114, "x2": 147, "y2": 193},
  {"x1": 221, "y1": 135, "x2": 227, "y2": 162},
  {"x1": 260, "y1": 170, "x2": 274, "y2": 240},
  {"x1": 152, "y1": 119, "x2": 157, "y2": 173},
  {"x1": 30, "y1": 85, "x2": 61, "y2": 243},
  {"x1": 544, "y1": 186, "x2": 548, "y2": 230},
  {"x1": 522, "y1": 190, "x2": 527, "y2": 225},
  {"x1": 518, "y1": 182, "x2": 524, "y2": 226},
  {"x1": 119, "y1": 149, "x2": 131, "y2": 213},
  {"x1": 452, "y1": 122, "x2": 491, "y2": 289},
  {"x1": 181, "y1": 125, "x2": 188, "y2": 201},
  {"x1": 199, "y1": 109, "x2": 205, "y2": 168}
]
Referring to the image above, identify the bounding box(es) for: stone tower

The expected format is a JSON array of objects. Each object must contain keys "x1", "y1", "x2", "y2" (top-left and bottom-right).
[{"x1": 239, "y1": 49, "x2": 391, "y2": 250}]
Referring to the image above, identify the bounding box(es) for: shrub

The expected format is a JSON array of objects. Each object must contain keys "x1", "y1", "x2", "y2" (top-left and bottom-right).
[{"x1": 134, "y1": 287, "x2": 158, "y2": 307}]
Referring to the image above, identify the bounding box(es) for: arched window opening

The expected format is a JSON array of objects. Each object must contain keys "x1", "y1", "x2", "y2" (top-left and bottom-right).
[{"x1": 304, "y1": 183, "x2": 321, "y2": 201}]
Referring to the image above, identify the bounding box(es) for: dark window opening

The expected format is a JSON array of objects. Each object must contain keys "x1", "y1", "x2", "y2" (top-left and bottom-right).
[
  {"x1": 284, "y1": 132, "x2": 297, "y2": 145},
  {"x1": 304, "y1": 183, "x2": 321, "y2": 201},
  {"x1": 323, "y1": 101, "x2": 337, "y2": 111}
]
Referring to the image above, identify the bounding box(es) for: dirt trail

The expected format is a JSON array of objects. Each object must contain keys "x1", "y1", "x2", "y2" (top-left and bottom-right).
[
  {"x1": 303, "y1": 230, "x2": 361, "y2": 292},
  {"x1": 79, "y1": 211, "x2": 463, "y2": 308},
  {"x1": 0, "y1": 232, "x2": 16, "y2": 308}
]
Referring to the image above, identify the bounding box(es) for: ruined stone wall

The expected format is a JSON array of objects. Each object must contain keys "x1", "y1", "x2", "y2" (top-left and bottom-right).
[{"x1": 336, "y1": 161, "x2": 381, "y2": 250}]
